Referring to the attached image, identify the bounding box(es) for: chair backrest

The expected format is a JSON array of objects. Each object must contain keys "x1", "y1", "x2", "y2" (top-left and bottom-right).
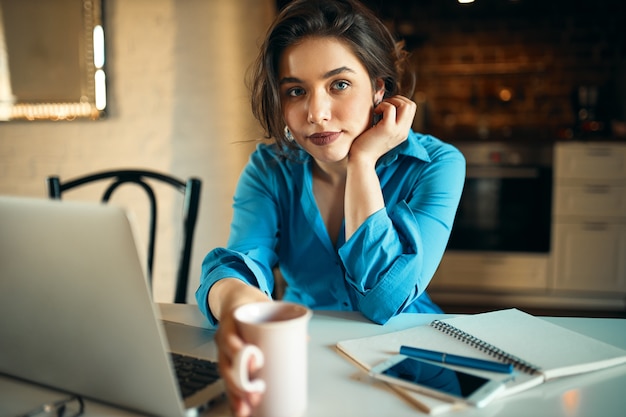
[{"x1": 47, "y1": 169, "x2": 201, "y2": 303}]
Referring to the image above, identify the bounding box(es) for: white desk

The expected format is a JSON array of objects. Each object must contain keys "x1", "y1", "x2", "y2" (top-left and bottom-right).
[{"x1": 2, "y1": 304, "x2": 625, "y2": 417}]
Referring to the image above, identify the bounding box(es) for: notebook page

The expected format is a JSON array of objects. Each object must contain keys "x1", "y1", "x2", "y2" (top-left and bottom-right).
[{"x1": 438, "y1": 309, "x2": 626, "y2": 379}]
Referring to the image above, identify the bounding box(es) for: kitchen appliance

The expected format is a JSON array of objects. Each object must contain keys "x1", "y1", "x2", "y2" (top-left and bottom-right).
[
  {"x1": 448, "y1": 142, "x2": 553, "y2": 253},
  {"x1": 431, "y1": 142, "x2": 554, "y2": 301}
]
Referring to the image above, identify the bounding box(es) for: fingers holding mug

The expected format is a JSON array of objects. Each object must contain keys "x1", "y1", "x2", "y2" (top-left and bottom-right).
[{"x1": 232, "y1": 344, "x2": 266, "y2": 393}]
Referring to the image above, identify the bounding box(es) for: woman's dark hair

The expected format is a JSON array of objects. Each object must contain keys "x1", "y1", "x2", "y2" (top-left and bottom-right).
[{"x1": 248, "y1": 0, "x2": 415, "y2": 150}]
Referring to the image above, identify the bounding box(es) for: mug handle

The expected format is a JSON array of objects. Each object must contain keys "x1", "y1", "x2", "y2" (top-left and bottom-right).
[{"x1": 231, "y1": 344, "x2": 266, "y2": 393}]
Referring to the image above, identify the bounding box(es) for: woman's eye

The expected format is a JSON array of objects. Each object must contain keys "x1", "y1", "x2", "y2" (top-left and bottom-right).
[
  {"x1": 332, "y1": 80, "x2": 350, "y2": 91},
  {"x1": 287, "y1": 87, "x2": 305, "y2": 97}
]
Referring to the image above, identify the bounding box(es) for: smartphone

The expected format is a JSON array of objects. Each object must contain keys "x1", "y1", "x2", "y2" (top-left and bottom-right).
[{"x1": 370, "y1": 355, "x2": 504, "y2": 408}]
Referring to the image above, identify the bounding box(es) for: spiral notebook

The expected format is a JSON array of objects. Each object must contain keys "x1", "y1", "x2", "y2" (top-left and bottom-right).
[{"x1": 336, "y1": 309, "x2": 626, "y2": 409}]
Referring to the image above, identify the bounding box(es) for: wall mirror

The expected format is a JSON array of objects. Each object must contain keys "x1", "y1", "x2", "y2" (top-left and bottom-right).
[{"x1": 0, "y1": 0, "x2": 105, "y2": 121}]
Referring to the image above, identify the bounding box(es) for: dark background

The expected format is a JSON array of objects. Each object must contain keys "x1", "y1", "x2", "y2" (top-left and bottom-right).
[{"x1": 275, "y1": 0, "x2": 626, "y2": 143}]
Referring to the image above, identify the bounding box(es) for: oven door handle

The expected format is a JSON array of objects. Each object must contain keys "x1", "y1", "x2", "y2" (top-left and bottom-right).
[{"x1": 466, "y1": 166, "x2": 540, "y2": 179}]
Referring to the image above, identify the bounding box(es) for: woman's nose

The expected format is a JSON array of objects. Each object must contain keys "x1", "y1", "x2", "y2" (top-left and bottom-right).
[{"x1": 307, "y1": 92, "x2": 331, "y2": 124}]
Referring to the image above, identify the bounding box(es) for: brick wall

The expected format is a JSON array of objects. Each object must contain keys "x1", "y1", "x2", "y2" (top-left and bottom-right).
[{"x1": 366, "y1": 0, "x2": 626, "y2": 142}]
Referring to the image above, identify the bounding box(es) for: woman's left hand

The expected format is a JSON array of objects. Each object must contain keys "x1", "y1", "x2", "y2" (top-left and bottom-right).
[{"x1": 349, "y1": 95, "x2": 417, "y2": 163}]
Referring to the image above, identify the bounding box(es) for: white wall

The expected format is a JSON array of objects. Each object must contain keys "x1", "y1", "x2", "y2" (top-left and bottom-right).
[{"x1": 0, "y1": 0, "x2": 275, "y2": 302}]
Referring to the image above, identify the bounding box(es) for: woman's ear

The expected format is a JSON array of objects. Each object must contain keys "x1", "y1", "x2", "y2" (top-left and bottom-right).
[{"x1": 374, "y1": 78, "x2": 385, "y2": 104}]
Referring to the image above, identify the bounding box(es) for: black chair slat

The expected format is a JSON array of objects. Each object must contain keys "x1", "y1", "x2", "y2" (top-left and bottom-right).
[{"x1": 46, "y1": 169, "x2": 201, "y2": 303}]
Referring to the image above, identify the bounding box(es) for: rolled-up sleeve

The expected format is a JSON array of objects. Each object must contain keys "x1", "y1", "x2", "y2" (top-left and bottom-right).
[
  {"x1": 338, "y1": 142, "x2": 465, "y2": 324},
  {"x1": 196, "y1": 247, "x2": 276, "y2": 326}
]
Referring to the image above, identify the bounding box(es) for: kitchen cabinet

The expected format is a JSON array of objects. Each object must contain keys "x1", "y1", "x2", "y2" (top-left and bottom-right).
[
  {"x1": 432, "y1": 252, "x2": 548, "y2": 291},
  {"x1": 550, "y1": 142, "x2": 626, "y2": 294},
  {"x1": 550, "y1": 223, "x2": 626, "y2": 292},
  {"x1": 430, "y1": 141, "x2": 626, "y2": 314}
]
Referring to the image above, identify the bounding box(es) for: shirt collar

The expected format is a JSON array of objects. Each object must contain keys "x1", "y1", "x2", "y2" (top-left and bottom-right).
[{"x1": 377, "y1": 129, "x2": 431, "y2": 167}]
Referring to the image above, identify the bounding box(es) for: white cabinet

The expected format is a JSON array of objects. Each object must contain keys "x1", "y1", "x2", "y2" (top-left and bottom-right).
[
  {"x1": 551, "y1": 223, "x2": 626, "y2": 291},
  {"x1": 551, "y1": 142, "x2": 626, "y2": 293}
]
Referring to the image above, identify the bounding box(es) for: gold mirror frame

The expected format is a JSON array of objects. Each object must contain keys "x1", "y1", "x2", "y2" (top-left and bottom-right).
[{"x1": 0, "y1": 0, "x2": 105, "y2": 121}]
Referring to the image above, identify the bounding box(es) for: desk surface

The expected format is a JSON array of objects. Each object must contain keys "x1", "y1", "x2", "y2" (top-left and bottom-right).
[{"x1": 2, "y1": 305, "x2": 626, "y2": 417}]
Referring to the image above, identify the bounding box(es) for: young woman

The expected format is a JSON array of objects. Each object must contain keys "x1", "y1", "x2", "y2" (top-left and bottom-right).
[{"x1": 196, "y1": 0, "x2": 465, "y2": 414}]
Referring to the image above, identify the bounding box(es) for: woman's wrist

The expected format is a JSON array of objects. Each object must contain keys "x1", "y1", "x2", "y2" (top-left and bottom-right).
[
  {"x1": 347, "y1": 150, "x2": 377, "y2": 172},
  {"x1": 209, "y1": 278, "x2": 269, "y2": 322}
]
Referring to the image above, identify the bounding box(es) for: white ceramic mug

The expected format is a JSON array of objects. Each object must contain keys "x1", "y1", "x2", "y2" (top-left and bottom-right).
[{"x1": 232, "y1": 301, "x2": 312, "y2": 417}]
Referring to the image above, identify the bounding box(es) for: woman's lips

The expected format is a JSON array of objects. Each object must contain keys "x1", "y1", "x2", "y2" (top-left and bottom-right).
[{"x1": 307, "y1": 131, "x2": 341, "y2": 146}]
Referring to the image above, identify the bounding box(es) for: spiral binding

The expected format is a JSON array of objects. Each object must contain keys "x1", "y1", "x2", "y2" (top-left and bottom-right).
[{"x1": 430, "y1": 320, "x2": 541, "y2": 374}]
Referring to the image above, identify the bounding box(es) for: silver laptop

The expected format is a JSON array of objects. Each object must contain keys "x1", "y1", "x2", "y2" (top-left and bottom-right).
[{"x1": 0, "y1": 195, "x2": 224, "y2": 416}]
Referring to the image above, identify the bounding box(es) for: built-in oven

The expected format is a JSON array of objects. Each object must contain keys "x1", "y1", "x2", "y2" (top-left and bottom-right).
[
  {"x1": 448, "y1": 143, "x2": 553, "y2": 253},
  {"x1": 430, "y1": 142, "x2": 555, "y2": 306}
]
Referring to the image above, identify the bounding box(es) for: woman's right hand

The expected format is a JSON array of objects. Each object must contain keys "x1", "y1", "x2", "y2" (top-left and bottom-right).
[
  {"x1": 214, "y1": 309, "x2": 263, "y2": 417},
  {"x1": 208, "y1": 279, "x2": 271, "y2": 417}
]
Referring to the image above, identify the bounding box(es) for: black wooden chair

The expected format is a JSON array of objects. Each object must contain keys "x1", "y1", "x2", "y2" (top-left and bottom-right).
[{"x1": 47, "y1": 169, "x2": 201, "y2": 303}]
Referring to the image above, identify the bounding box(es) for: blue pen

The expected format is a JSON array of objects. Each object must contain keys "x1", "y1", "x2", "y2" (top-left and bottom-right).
[{"x1": 399, "y1": 345, "x2": 513, "y2": 374}]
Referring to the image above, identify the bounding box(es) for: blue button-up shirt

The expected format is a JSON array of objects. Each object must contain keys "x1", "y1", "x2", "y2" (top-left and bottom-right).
[{"x1": 196, "y1": 130, "x2": 465, "y2": 325}]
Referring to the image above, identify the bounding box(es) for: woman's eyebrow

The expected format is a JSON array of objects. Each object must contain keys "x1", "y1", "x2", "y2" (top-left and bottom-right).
[
  {"x1": 279, "y1": 66, "x2": 357, "y2": 85},
  {"x1": 323, "y1": 66, "x2": 356, "y2": 78},
  {"x1": 279, "y1": 76, "x2": 301, "y2": 85}
]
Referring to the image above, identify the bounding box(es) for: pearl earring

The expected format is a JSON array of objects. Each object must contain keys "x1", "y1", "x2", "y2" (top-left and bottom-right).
[{"x1": 284, "y1": 126, "x2": 295, "y2": 142}]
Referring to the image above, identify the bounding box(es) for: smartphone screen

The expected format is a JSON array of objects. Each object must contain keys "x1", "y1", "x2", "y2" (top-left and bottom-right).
[{"x1": 380, "y1": 356, "x2": 492, "y2": 399}]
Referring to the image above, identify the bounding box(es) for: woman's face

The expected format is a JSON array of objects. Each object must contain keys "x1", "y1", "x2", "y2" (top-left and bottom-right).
[{"x1": 278, "y1": 36, "x2": 384, "y2": 165}]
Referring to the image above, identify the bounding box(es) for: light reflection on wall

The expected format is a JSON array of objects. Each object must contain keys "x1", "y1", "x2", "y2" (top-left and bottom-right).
[{"x1": 93, "y1": 24, "x2": 106, "y2": 111}]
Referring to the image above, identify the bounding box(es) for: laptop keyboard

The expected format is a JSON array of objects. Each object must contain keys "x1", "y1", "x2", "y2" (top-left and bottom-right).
[{"x1": 170, "y1": 353, "x2": 221, "y2": 398}]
